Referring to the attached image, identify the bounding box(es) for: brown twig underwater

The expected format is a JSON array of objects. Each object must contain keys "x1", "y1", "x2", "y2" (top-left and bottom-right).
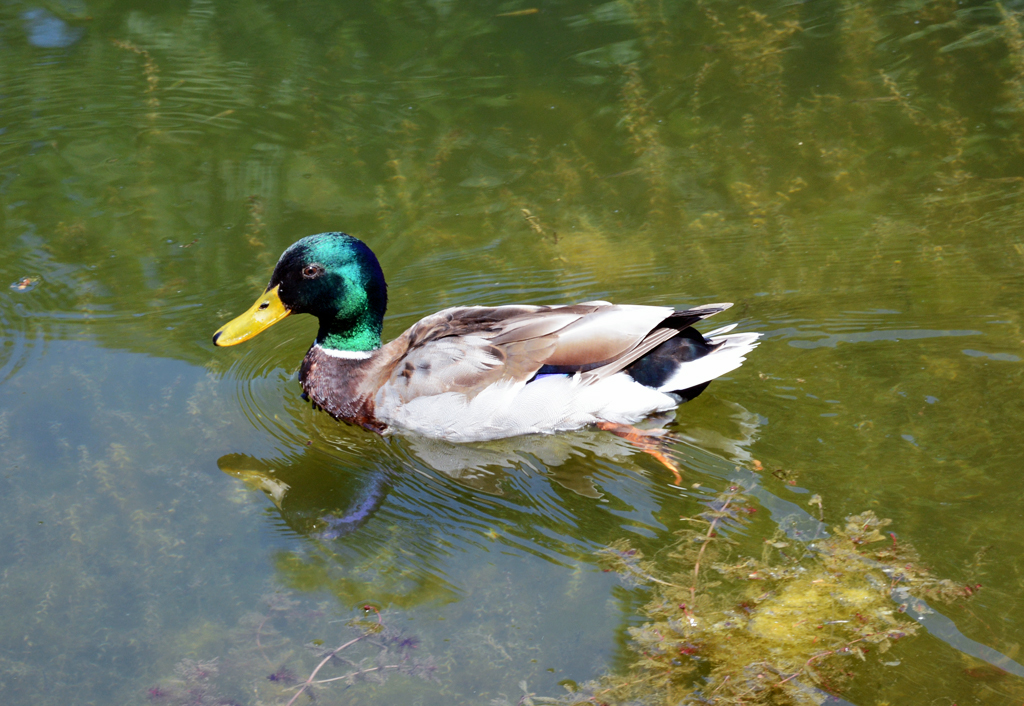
[
  {"x1": 255, "y1": 614, "x2": 273, "y2": 668},
  {"x1": 302, "y1": 663, "x2": 403, "y2": 686}
]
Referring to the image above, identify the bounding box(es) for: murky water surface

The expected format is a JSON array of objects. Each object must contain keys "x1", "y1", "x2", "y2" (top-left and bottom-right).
[{"x1": 2, "y1": 1, "x2": 1024, "y2": 704}]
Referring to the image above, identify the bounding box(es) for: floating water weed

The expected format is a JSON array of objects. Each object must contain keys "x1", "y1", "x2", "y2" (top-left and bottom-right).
[{"x1": 551, "y1": 488, "x2": 979, "y2": 705}]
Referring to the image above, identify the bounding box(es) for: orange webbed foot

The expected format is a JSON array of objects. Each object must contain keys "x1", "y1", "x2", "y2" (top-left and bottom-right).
[{"x1": 596, "y1": 421, "x2": 683, "y2": 485}]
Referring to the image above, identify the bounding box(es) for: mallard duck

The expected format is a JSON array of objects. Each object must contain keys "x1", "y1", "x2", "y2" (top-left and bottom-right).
[{"x1": 213, "y1": 232, "x2": 760, "y2": 443}]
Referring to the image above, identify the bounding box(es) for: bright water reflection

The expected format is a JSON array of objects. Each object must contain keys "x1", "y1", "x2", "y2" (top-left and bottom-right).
[{"x1": 2, "y1": 0, "x2": 1024, "y2": 704}]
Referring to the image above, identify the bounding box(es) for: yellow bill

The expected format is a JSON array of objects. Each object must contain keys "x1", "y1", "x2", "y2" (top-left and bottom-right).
[{"x1": 213, "y1": 284, "x2": 290, "y2": 346}]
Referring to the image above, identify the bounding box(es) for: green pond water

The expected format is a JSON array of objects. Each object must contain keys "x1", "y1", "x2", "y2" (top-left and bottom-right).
[{"x1": 2, "y1": 0, "x2": 1024, "y2": 704}]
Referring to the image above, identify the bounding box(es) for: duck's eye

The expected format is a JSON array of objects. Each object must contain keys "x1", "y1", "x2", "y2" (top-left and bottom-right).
[{"x1": 302, "y1": 264, "x2": 324, "y2": 279}]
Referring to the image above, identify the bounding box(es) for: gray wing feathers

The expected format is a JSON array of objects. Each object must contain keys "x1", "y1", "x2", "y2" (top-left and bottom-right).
[
  {"x1": 488, "y1": 311, "x2": 586, "y2": 344},
  {"x1": 539, "y1": 305, "x2": 672, "y2": 366}
]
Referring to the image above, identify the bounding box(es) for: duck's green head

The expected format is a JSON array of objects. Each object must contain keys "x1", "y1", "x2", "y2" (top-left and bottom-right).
[{"x1": 213, "y1": 232, "x2": 387, "y2": 352}]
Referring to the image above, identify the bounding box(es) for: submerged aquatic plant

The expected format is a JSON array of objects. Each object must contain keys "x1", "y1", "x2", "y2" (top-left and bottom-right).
[
  {"x1": 547, "y1": 488, "x2": 978, "y2": 705},
  {"x1": 146, "y1": 658, "x2": 230, "y2": 705},
  {"x1": 146, "y1": 596, "x2": 436, "y2": 706},
  {"x1": 282, "y1": 605, "x2": 437, "y2": 706}
]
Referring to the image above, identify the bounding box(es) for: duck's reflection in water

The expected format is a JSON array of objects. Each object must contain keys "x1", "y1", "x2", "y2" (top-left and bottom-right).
[
  {"x1": 218, "y1": 450, "x2": 394, "y2": 540},
  {"x1": 395, "y1": 400, "x2": 760, "y2": 496},
  {"x1": 219, "y1": 399, "x2": 763, "y2": 538},
  {"x1": 215, "y1": 400, "x2": 772, "y2": 609},
  {"x1": 397, "y1": 428, "x2": 637, "y2": 498}
]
